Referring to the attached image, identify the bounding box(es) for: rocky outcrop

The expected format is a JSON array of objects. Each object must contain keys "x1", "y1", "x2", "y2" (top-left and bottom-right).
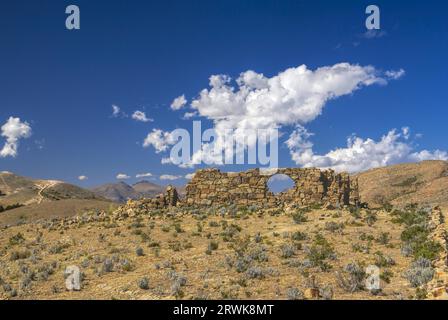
[
  {"x1": 165, "y1": 185, "x2": 179, "y2": 207},
  {"x1": 110, "y1": 185, "x2": 179, "y2": 219}
]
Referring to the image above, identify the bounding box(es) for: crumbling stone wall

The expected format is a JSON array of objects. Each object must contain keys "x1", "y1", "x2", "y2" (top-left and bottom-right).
[
  {"x1": 184, "y1": 168, "x2": 359, "y2": 208},
  {"x1": 115, "y1": 185, "x2": 179, "y2": 215}
]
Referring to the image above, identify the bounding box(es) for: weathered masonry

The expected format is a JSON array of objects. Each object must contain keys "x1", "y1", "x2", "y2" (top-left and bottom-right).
[{"x1": 184, "y1": 168, "x2": 359, "y2": 208}]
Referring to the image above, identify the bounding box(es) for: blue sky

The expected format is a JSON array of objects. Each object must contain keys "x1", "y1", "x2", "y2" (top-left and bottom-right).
[{"x1": 0, "y1": 0, "x2": 447, "y2": 187}]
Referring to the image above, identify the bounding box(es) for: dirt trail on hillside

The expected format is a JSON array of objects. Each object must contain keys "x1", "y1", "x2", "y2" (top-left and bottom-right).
[
  {"x1": 0, "y1": 174, "x2": 11, "y2": 194},
  {"x1": 36, "y1": 181, "x2": 59, "y2": 204}
]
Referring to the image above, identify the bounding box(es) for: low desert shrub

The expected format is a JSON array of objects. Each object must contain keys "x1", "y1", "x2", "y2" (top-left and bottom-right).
[
  {"x1": 291, "y1": 209, "x2": 308, "y2": 224},
  {"x1": 404, "y1": 257, "x2": 434, "y2": 287},
  {"x1": 286, "y1": 287, "x2": 304, "y2": 300},
  {"x1": 10, "y1": 250, "x2": 31, "y2": 261},
  {"x1": 304, "y1": 234, "x2": 336, "y2": 272},
  {"x1": 324, "y1": 222, "x2": 344, "y2": 233},
  {"x1": 380, "y1": 270, "x2": 394, "y2": 284},
  {"x1": 319, "y1": 284, "x2": 334, "y2": 300},
  {"x1": 373, "y1": 251, "x2": 396, "y2": 267},
  {"x1": 376, "y1": 232, "x2": 391, "y2": 245},
  {"x1": 247, "y1": 245, "x2": 269, "y2": 262},
  {"x1": 364, "y1": 210, "x2": 378, "y2": 226},
  {"x1": 136, "y1": 247, "x2": 144, "y2": 256},
  {"x1": 102, "y1": 258, "x2": 114, "y2": 273},
  {"x1": 291, "y1": 231, "x2": 307, "y2": 241},
  {"x1": 336, "y1": 262, "x2": 366, "y2": 293},
  {"x1": 280, "y1": 244, "x2": 296, "y2": 259},
  {"x1": 138, "y1": 277, "x2": 149, "y2": 290},
  {"x1": 9, "y1": 233, "x2": 25, "y2": 246},
  {"x1": 348, "y1": 206, "x2": 362, "y2": 219}
]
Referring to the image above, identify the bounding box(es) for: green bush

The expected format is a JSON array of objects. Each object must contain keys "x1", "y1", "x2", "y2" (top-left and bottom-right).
[
  {"x1": 373, "y1": 251, "x2": 396, "y2": 267},
  {"x1": 376, "y1": 232, "x2": 391, "y2": 245},
  {"x1": 291, "y1": 209, "x2": 308, "y2": 224},
  {"x1": 291, "y1": 231, "x2": 307, "y2": 241},
  {"x1": 364, "y1": 210, "x2": 377, "y2": 226},
  {"x1": 305, "y1": 234, "x2": 335, "y2": 272},
  {"x1": 348, "y1": 206, "x2": 362, "y2": 219},
  {"x1": 411, "y1": 240, "x2": 442, "y2": 261},
  {"x1": 9, "y1": 233, "x2": 25, "y2": 246},
  {"x1": 391, "y1": 205, "x2": 427, "y2": 226},
  {"x1": 383, "y1": 202, "x2": 393, "y2": 213},
  {"x1": 392, "y1": 206, "x2": 442, "y2": 260},
  {"x1": 208, "y1": 240, "x2": 219, "y2": 251},
  {"x1": 380, "y1": 270, "x2": 394, "y2": 284}
]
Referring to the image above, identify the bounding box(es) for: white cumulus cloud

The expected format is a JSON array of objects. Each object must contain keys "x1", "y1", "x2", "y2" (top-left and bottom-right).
[
  {"x1": 116, "y1": 173, "x2": 130, "y2": 179},
  {"x1": 188, "y1": 63, "x2": 402, "y2": 165},
  {"x1": 286, "y1": 126, "x2": 448, "y2": 173},
  {"x1": 191, "y1": 64, "x2": 391, "y2": 128},
  {"x1": 160, "y1": 174, "x2": 181, "y2": 181},
  {"x1": 78, "y1": 175, "x2": 88, "y2": 181},
  {"x1": 136, "y1": 172, "x2": 153, "y2": 178},
  {"x1": 0, "y1": 117, "x2": 32, "y2": 158},
  {"x1": 144, "y1": 63, "x2": 404, "y2": 168},
  {"x1": 170, "y1": 95, "x2": 187, "y2": 110},
  {"x1": 143, "y1": 129, "x2": 177, "y2": 153},
  {"x1": 132, "y1": 111, "x2": 153, "y2": 122}
]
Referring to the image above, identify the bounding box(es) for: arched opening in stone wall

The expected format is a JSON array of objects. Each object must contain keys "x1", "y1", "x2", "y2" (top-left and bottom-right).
[{"x1": 267, "y1": 174, "x2": 295, "y2": 194}]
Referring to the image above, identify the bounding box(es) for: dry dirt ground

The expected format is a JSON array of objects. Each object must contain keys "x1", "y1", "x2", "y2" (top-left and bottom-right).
[{"x1": 0, "y1": 206, "x2": 426, "y2": 300}]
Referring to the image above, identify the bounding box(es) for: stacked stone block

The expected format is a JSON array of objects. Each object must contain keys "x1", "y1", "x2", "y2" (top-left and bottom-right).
[{"x1": 184, "y1": 167, "x2": 358, "y2": 208}]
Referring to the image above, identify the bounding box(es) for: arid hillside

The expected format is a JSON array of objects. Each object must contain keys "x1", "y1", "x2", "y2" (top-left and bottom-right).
[
  {"x1": 355, "y1": 161, "x2": 448, "y2": 209},
  {"x1": 0, "y1": 199, "x2": 118, "y2": 227},
  {"x1": 0, "y1": 171, "x2": 100, "y2": 207},
  {"x1": 91, "y1": 182, "x2": 142, "y2": 203},
  {"x1": 0, "y1": 172, "x2": 113, "y2": 227},
  {"x1": 0, "y1": 203, "x2": 445, "y2": 300}
]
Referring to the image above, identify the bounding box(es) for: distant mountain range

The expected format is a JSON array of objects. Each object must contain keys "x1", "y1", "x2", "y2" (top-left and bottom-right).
[{"x1": 91, "y1": 180, "x2": 167, "y2": 202}]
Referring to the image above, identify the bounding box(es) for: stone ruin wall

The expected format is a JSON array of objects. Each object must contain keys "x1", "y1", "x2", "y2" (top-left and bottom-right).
[{"x1": 183, "y1": 168, "x2": 359, "y2": 208}]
